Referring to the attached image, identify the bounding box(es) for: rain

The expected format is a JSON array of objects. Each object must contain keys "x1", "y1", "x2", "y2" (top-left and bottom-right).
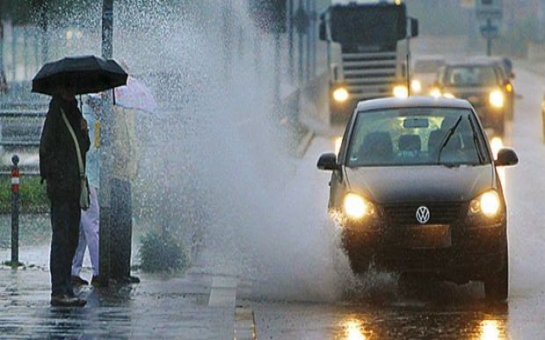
[{"x1": 3, "y1": 0, "x2": 545, "y2": 338}]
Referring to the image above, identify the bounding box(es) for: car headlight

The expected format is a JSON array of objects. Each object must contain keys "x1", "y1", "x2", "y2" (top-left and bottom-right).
[
  {"x1": 411, "y1": 79, "x2": 422, "y2": 93},
  {"x1": 393, "y1": 85, "x2": 408, "y2": 98},
  {"x1": 429, "y1": 87, "x2": 442, "y2": 97},
  {"x1": 489, "y1": 90, "x2": 505, "y2": 108},
  {"x1": 468, "y1": 190, "x2": 501, "y2": 218},
  {"x1": 343, "y1": 193, "x2": 375, "y2": 219},
  {"x1": 333, "y1": 87, "x2": 349, "y2": 103}
]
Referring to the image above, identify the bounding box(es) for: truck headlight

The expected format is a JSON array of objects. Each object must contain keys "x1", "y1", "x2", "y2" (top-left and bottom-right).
[
  {"x1": 343, "y1": 193, "x2": 375, "y2": 219},
  {"x1": 489, "y1": 90, "x2": 505, "y2": 108},
  {"x1": 333, "y1": 87, "x2": 349, "y2": 103},
  {"x1": 393, "y1": 85, "x2": 408, "y2": 98},
  {"x1": 468, "y1": 190, "x2": 501, "y2": 218}
]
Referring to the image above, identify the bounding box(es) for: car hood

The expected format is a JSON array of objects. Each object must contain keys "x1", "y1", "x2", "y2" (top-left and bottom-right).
[{"x1": 345, "y1": 165, "x2": 495, "y2": 204}]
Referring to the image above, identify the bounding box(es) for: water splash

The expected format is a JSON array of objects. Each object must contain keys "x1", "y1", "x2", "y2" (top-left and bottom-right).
[{"x1": 30, "y1": 0, "x2": 353, "y2": 302}]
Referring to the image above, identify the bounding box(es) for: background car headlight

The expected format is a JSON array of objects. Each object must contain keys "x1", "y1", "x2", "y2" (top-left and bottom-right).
[
  {"x1": 333, "y1": 87, "x2": 349, "y2": 103},
  {"x1": 469, "y1": 190, "x2": 501, "y2": 217},
  {"x1": 489, "y1": 90, "x2": 505, "y2": 108},
  {"x1": 410, "y1": 79, "x2": 422, "y2": 93},
  {"x1": 343, "y1": 193, "x2": 375, "y2": 219},
  {"x1": 429, "y1": 87, "x2": 442, "y2": 97},
  {"x1": 393, "y1": 85, "x2": 408, "y2": 98}
]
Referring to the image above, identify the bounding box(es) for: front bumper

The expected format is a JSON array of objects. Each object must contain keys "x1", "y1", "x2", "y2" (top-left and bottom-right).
[{"x1": 343, "y1": 223, "x2": 507, "y2": 281}]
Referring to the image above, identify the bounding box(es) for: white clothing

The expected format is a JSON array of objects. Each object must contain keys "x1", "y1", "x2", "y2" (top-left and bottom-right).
[{"x1": 72, "y1": 185, "x2": 100, "y2": 277}]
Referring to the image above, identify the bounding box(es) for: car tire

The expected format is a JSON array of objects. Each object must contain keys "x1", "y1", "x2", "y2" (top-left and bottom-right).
[
  {"x1": 342, "y1": 232, "x2": 372, "y2": 274},
  {"x1": 484, "y1": 251, "x2": 508, "y2": 302}
]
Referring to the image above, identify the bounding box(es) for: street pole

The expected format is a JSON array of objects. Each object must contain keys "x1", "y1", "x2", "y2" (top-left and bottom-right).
[{"x1": 99, "y1": 0, "x2": 114, "y2": 287}]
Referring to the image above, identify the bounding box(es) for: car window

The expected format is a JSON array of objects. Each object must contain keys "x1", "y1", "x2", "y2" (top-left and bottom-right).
[
  {"x1": 445, "y1": 66, "x2": 499, "y2": 86},
  {"x1": 346, "y1": 107, "x2": 489, "y2": 167}
]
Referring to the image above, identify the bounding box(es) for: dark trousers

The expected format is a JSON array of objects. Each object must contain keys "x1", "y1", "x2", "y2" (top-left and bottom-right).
[
  {"x1": 110, "y1": 178, "x2": 132, "y2": 280},
  {"x1": 50, "y1": 199, "x2": 81, "y2": 297}
]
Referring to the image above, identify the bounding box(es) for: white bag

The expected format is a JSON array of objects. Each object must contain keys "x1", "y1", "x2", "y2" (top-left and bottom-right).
[{"x1": 80, "y1": 177, "x2": 90, "y2": 210}]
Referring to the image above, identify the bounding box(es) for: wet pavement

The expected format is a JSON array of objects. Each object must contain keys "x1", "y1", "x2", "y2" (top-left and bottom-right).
[
  {"x1": 0, "y1": 266, "x2": 257, "y2": 340},
  {"x1": 0, "y1": 206, "x2": 257, "y2": 339},
  {"x1": 0, "y1": 250, "x2": 255, "y2": 340}
]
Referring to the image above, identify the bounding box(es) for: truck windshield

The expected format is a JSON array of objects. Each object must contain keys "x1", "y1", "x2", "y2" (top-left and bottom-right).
[{"x1": 329, "y1": 4, "x2": 406, "y2": 51}]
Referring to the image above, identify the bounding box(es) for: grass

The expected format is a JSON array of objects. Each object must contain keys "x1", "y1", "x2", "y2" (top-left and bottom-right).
[
  {"x1": 138, "y1": 229, "x2": 189, "y2": 273},
  {"x1": 0, "y1": 176, "x2": 49, "y2": 214}
]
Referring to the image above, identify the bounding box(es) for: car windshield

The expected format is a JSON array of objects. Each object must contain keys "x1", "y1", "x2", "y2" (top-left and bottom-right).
[
  {"x1": 346, "y1": 107, "x2": 489, "y2": 167},
  {"x1": 445, "y1": 66, "x2": 499, "y2": 86}
]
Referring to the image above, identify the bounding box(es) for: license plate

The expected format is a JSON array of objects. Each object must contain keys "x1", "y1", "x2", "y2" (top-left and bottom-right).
[{"x1": 403, "y1": 224, "x2": 451, "y2": 249}]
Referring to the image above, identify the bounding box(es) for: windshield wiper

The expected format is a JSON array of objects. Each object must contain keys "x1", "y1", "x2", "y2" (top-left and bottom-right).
[
  {"x1": 467, "y1": 116, "x2": 485, "y2": 163},
  {"x1": 436, "y1": 116, "x2": 462, "y2": 164}
]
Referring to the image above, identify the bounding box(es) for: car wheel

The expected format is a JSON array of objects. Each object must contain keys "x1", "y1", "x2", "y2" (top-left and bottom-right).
[
  {"x1": 484, "y1": 252, "x2": 508, "y2": 302},
  {"x1": 342, "y1": 232, "x2": 372, "y2": 274}
]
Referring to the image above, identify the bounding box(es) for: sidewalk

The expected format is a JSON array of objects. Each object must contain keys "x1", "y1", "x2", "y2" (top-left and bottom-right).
[
  {"x1": 0, "y1": 214, "x2": 256, "y2": 340},
  {"x1": 0, "y1": 263, "x2": 255, "y2": 339}
]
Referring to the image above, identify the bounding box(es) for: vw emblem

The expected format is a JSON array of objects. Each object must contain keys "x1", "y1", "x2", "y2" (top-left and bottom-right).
[{"x1": 415, "y1": 206, "x2": 430, "y2": 224}]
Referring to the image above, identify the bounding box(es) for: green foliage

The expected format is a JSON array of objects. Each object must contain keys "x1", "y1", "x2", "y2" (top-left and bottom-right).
[
  {"x1": 138, "y1": 229, "x2": 189, "y2": 273},
  {"x1": 0, "y1": 176, "x2": 49, "y2": 214}
]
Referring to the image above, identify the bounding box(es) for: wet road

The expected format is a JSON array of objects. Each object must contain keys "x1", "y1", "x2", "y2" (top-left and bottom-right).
[{"x1": 235, "y1": 62, "x2": 545, "y2": 340}]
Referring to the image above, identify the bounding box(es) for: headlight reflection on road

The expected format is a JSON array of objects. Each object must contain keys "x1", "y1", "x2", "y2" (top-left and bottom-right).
[
  {"x1": 478, "y1": 320, "x2": 501, "y2": 340},
  {"x1": 490, "y1": 137, "x2": 503, "y2": 158},
  {"x1": 335, "y1": 137, "x2": 343, "y2": 155},
  {"x1": 490, "y1": 137, "x2": 506, "y2": 186},
  {"x1": 342, "y1": 320, "x2": 367, "y2": 340}
]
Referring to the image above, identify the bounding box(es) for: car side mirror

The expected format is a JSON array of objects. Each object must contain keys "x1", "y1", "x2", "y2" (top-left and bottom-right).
[
  {"x1": 495, "y1": 148, "x2": 518, "y2": 167},
  {"x1": 317, "y1": 152, "x2": 340, "y2": 171}
]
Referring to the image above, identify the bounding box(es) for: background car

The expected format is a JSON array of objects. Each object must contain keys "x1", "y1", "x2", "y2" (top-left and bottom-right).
[
  {"x1": 410, "y1": 55, "x2": 446, "y2": 95},
  {"x1": 470, "y1": 55, "x2": 516, "y2": 120},
  {"x1": 317, "y1": 96, "x2": 518, "y2": 301},
  {"x1": 433, "y1": 59, "x2": 511, "y2": 136}
]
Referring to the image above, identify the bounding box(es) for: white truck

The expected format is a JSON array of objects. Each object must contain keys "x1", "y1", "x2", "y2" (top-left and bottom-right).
[{"x1": 319, "y1": 1, "x2": 418, "y2": 122}]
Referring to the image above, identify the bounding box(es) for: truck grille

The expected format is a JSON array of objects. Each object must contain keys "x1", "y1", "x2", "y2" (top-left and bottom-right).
[{"x1": 342, "y1": 51, "x2": 398, "y2": 100}]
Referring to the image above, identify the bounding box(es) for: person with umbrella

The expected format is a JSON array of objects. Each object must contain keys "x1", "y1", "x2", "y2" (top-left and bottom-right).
[
  {"x1": 34, "y1": 55, "x2": 128, "y2": 307},
  {"x1": 39, "y1": 81, "x2": 90, "y2": 307}
]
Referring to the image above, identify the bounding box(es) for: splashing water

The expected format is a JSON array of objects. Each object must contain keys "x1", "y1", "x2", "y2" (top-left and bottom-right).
[{"x1": 31, "y1": 0, "x2": 385, "y2": 302}]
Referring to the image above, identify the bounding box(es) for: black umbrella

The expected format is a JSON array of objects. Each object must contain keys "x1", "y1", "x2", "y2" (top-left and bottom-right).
[{"x1": 32, "y1": 55, "x2": 128, "y2": 96}]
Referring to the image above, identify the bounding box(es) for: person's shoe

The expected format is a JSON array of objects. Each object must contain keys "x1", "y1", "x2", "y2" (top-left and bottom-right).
[
  {"x1": 112, "y1": 275, "x2": 141, "y2": 285},
  {"x1": 91, "y1": 276, "x2": 100, "y2": 286},
  {"x1": 51, "y1": 294, "x2": 87, "y2": 307},
  {"x1": 127, "y1": 275, "x2": 140, "y2": 284},
  {"x1": 71, "y1": 276, "x2": 89, "y2": 285}
]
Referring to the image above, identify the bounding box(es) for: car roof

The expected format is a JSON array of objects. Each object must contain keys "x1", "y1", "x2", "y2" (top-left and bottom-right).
[
  {"x1": 413, "y1": 55, "x2": 445, "y2": 62},
  {"x1": 356, "y1": 96, "x2": 473, "y2": 112},
  {"x1": 443, "y1": 59, "x2": 500, "y2": 67}
]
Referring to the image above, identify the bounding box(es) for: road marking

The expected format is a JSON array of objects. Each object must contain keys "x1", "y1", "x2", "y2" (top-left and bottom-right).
[
  {"x1": 208, "y1": 276, "x2": 237, "y2": 307},
  {"x1": 234, "y1": 307, "x2": 256, "y2": 340}
]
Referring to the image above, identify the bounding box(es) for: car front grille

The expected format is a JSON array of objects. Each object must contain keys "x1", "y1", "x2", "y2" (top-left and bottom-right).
[{"x1": 383, "y1": 202, "x2": 464, "y2": 226}]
